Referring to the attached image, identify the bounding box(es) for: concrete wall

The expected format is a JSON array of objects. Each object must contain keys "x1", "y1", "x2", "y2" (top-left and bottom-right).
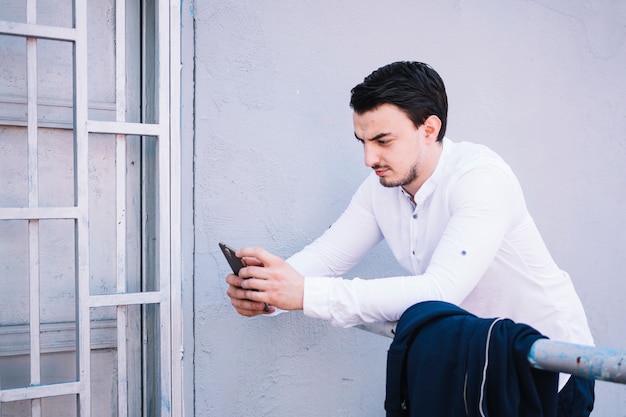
[{"x1": 190, "y1": 1, "x2": 626, "y2": 415}]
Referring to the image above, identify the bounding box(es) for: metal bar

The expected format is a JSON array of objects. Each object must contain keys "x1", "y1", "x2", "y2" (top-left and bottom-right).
[
  {"x1": 73, "y1": 0, "x2": 92, "y2": 414},
  {"x1": 355, "y1": 322, "x2": 397, "y2": 339},
  {"x1": 116, "y1": 303, "x2": 129, "y2": 417},
  {"x1": 168, "y1": 0, "x2": 184, "y2": 414},
  {"x1": 87, "y1": 120, "x2": 163, "y2": 136},
  {"x1": 0, "y1": 382, "x2": 80, "y2": 403},
  {"x1": 157, "y1": 1, "x2": 173, "y2": 414},
  {"x1": 26, "y1": 2, "x2": 42, "y2": 416},
  {"x1": 27, "y1": 0, "x2": 41, "y2": 382},
  {"x1": 140, "y1": 2, "x2": 158, "y2": 414},
  {"x1": 153, "y1": 2, "x2": 174, "y2": 415},
  {"x1": 120, "y1": 4, "x2": 143, "y2": 416},
  {"x1": 357, "y1": 322, "x2": 626, "y2": 384},
  {"x1": 529, "y1": 339, "x2": 626, "y2": 384},
  {"x1": 115, "y1": 2, "x2": 129, "y2": 416},
  {"x1": 0, "y1": 207, "x2": 81, "y2": 220},
  {"x1": 89, "y1": 292, "x2": 163, "y2": 308},
  {"x1": 0, "y1": 20, "x2": 76, "y2": 41}
]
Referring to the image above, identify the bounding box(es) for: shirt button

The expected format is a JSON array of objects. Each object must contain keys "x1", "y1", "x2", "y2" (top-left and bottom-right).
[{"x1": 412, "y1": 213, "x2": 418, "y2": 219}]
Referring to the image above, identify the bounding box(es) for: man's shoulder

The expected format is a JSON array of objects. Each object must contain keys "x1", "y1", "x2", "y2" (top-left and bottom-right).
[
  {"x1": 443, "y1": 138, "x2": 511, "y2": 176},
  {"x1": 445, "y1": 138, "x2": 502, "y2": 162}
]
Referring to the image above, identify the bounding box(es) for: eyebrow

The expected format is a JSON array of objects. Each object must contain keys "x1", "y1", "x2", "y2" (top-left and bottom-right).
[{"x1": 354, "y1": 132, "x2": 391, "y2": 142}]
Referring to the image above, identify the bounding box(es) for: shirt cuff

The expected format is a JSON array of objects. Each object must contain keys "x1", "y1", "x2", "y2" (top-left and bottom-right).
[
  {"x1": 303, "y1": 276, "x2": 333, "y2": 321},
  {"x1": 265, "y1": 307, "x2": 288, "y2": 316}
]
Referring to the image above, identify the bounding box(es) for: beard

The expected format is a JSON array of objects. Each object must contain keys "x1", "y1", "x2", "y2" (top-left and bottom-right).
[{"x1": 376, "y1": 164, "x2": 419, "y2": 188}]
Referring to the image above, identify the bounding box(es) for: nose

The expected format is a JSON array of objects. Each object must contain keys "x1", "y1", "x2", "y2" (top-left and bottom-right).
[{"x1": 363, "y1": 142, "x2": 379, "y2": 168}]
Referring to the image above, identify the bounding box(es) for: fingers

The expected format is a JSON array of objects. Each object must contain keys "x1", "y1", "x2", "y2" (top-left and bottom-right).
[
  {"x1": 229, "y1": 293, "x2": 274, "y2": 316},
  {"x1": 237, "y1": 249, "x2": 283, "y2": 280},
  {"x1": 237, "y1": 247, "x2": 281, "y2": 268},
  {"x1": 225, "y1": 274, "x2": 274, "y2": 316},
  {"x1": 225, "y1": 274, "x2": 265, "y2": 300},
  {"x1": 241, "y1": 257, "x2": 263, "y2": 267}
]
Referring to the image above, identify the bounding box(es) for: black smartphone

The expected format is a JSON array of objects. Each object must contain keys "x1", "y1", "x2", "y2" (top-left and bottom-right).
[{"x1": 219, "y1": 242, "x2": 246, "y2": 275}]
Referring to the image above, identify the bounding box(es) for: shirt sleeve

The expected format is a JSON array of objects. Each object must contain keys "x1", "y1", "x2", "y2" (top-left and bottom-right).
[{"x1": 302, "y1": 165, "x2": 524, "y2": 327}]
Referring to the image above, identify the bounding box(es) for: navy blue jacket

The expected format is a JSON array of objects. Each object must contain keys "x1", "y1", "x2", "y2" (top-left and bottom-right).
[{"x1": 385, "y1": 301, "x2": 558, "y2": 417}]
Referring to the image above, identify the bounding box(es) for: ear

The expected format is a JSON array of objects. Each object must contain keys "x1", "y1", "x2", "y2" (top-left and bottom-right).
[{"x1": 422, "y1": 115, "x2": 442, "y2": 143}]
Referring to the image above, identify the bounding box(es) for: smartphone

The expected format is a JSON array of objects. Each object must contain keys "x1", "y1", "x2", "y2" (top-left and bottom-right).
[
  {"x1": 218, "y1": 242, "x2": 246, "y2": 275},
  {"x1": 219, "y1": 242, "x2": 270, "y2": 312}
]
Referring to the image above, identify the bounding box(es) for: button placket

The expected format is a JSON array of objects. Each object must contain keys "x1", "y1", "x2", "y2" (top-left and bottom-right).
[{"x1": 410, "y1": 208, "x2": 419, "y2": 269}]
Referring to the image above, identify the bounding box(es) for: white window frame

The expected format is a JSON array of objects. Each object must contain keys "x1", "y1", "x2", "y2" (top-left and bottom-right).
[{"x1": 0, "y1": 0, "x2": 183, "y2": 415}]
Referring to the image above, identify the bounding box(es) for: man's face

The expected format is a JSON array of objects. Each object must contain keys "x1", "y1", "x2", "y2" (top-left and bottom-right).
[{"x1": 353, "y1": 103, "x2": 441, "y2": 196}]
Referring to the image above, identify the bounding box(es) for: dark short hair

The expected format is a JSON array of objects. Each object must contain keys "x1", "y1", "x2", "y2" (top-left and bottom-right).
[{"x1": 350, "y1": 61, "x2": 448, "y2": 141}]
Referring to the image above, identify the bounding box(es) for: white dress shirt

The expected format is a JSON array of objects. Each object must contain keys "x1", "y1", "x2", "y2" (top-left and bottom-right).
[{"x1": 287, "y1": 138, "x2": 594, "y2": 351}]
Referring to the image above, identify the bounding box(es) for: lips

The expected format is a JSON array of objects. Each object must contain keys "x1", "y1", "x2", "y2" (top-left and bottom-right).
[{"x1": 374, "y1": 167, "x2": 390, "y2": 176}]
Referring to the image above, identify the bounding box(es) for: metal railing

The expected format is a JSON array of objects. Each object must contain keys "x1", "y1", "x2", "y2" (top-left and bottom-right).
[{"x1": 357, "y1": 322, "x2": 626, "y2": 384}]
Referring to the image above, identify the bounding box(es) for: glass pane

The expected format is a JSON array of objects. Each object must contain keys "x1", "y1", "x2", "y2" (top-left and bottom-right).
[
  {"x1": 143, "y1": 303, "x2": 161, "y2": 417},
  {"x1": 41, "y1": 395, "x2": 78, "y2": 417},
  {"x1": 0, "y1": 127, "x2": 28, "y2": 207},
  {"x1": 37, "y1": 0, "x2": 74, "y2": 28},
  {"x1": 86, "y1": 0, "x2": 116, "y2": 122},
  {"x1": 0, "y1": 2, "x2": 26, "y2": 24},
  {"x1": 88, "y1": 348, "x2": 117, "y2": 417},
  {"x1": 89, "y1": 305, "x2": 139, "y2": 417},
  {"x1": 38, "y1": 129, "x2": 75, "y2": 207},
  {"x1": 41, "y1": 351, "x2": 76, "y2": 385},
  {"x1": 0, "y1": 221, "x2": 29, "y2": 325},
  {"x1": 38, "y1": 39, "x2": 74, "y2": 130},
  {"x1": 39, "y1": 219, "x2": 76, "y2": 324},
  {"x1": 1, "y1": 399, "x2": 31, "y2": 417},
  {"x1": 0, "y1": 0, "x2": 73, "y2": 27},
  {"x1": 0, "y1": 354, "x2": 30, "y2": 391},
  {"x1": 88, "y1": 133, "x2": 117, "y2": 296},
  {"x1": 142, "y1": 136, "x2": 159, "y2": 293},
  {"x1": 87, "y1": 133, "x2": 149, "y2": 295},
  {"x1": 0, "y1": 35, "x2": 26, "y2": 120}
]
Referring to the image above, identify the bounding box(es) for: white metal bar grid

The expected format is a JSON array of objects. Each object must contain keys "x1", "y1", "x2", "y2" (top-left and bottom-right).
[
  {"x1": 0, "y1": 4, "x2": 84, "y2": 411},
  {"x1": 0, "y1": 1, "x2": 180, "y2": 414}
]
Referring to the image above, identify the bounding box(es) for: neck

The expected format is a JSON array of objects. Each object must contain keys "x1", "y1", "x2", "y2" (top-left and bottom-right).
[{"x1": 403, "y1": 141, "x2": 443, "y2": 197}]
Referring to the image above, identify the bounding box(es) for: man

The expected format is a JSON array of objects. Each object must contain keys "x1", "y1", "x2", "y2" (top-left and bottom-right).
[{"x1": 225, "y1": 61, "x2": 595, "y2": 416}]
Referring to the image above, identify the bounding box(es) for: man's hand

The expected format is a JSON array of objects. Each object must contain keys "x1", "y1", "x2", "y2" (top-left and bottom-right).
[
  {"x1": 225, "y1": 247, "x2": 304, "y2": 316},
  {"x1": 226, "y1": 272, "x2": 275, "y2": 316}
]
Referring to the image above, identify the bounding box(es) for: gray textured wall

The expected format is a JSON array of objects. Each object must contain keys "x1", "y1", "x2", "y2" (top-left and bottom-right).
[{"x1": 190, "y1": 1, "x2": 626, "y2": 415}]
